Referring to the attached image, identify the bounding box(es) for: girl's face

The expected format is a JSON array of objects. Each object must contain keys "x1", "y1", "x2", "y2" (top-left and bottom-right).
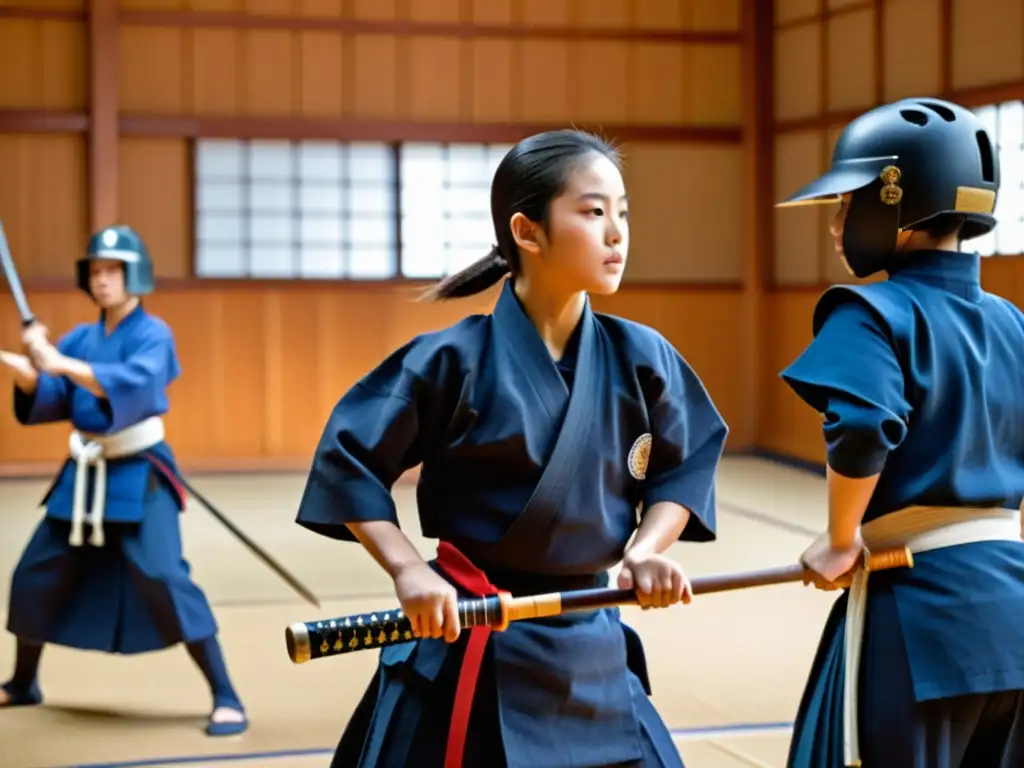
[
  {"x1": 88, "y1": 260, "x2": 129, "y2": 309},
  {"x1": 519, "y1": 153, "x2": 630, "y2": 296}
]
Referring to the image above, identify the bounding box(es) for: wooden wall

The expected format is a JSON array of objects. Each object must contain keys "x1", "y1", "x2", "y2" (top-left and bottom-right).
[
  {"x1": 764, "y1": 0, "x2": 1024, "y2": 463},
  {"x1": 0, "y1": 0, "x2": 761, "y2": 474}
]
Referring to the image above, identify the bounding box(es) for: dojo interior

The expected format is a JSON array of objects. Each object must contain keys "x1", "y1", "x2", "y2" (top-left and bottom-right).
[{"x1": 1, "y1": 1, "x2": 1023, "y2": 766}]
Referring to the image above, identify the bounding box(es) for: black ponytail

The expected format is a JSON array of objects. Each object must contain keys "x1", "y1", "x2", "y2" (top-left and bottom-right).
[
  {"x1": 420, "y1": 245, "x2": 510, "y2": 301},
  {"x1": 420, "y1": 129, "x2": 620, "y2": 302}
]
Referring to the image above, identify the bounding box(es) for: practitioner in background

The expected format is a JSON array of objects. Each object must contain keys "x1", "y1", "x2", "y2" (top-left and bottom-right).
[{"x1": 0, "y1": 226, "x2": 248, "y2": 736}]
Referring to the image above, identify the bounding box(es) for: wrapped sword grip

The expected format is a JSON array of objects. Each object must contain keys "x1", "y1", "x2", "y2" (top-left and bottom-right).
[{"x1": 286, "y1": 595, "x2": 506, "y2": 664}]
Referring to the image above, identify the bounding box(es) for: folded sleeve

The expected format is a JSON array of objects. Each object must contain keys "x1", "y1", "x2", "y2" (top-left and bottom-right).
[
  {"x1": 295, "y1": 340, "x2": 450, "y2": 542},
  {"x1": 780, "y1": 295, "x2": 911, "y2": 478},
  {"x1": 640, "y1": 338, "x2": 729, "y2": 543},
  {"x1": 89, "y1": 323, "x2": 178, "y2": 434}
]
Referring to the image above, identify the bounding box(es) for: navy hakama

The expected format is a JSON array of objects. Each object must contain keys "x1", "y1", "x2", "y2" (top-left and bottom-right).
[
  {"x1": 297, "y1": 280, "x2": 729, "y2": 768},
  {"x1": 781, "y1": 252, "x2": 1024, "y2": 767},
  {"x1": 3, "y1": 305, "x2": 245, "y2": 734}
]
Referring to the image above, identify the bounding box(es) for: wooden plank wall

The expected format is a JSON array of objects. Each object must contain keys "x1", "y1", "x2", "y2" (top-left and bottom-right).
[
  {"x1": 0, "y1": 0, "x2": 760, "y2": 474},
  {"x1": 764, "y1": 0, "x2": 1024, "y2": 463}
]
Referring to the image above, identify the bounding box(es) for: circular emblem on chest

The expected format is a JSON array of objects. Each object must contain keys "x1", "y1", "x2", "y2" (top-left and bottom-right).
[{"x1": 627, "y1": 433, "x2": 653, "y2": 481}]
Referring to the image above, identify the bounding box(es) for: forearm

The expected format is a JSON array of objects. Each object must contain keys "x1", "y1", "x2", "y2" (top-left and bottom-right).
[
  {"x1": 826, "y1": 465, "x2": 880, "y2": 549},
  {"x1": 626, "y1": 502, "x2": 692, "y2": 559},
  {"x1": 345, "y1": 520, "x2": 427, "y2": 579},
  {"x1": 55, "y1": 356, "x2": 105, "y2": 398}
]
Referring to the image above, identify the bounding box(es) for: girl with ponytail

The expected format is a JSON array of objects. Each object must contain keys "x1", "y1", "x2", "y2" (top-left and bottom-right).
[{"x1": 297, "y1": 129, "x2": 728, "y2": 768}]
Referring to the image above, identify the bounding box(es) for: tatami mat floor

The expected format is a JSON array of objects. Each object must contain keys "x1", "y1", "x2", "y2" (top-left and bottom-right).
[{"x1": 0, "y1": 455, "x2": 835, "y2": 768}]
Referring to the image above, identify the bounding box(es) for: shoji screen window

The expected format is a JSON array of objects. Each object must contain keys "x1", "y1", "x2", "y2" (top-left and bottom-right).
[
  {"x1": 193, "y1": 139, "x2": 398, "y2": 279},
  {"x1": 399, "y1": 143, "x2": 512, "y2": 279}
]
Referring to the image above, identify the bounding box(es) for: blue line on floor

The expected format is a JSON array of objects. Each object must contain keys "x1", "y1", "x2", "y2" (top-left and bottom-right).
[{"x1": 62, "y1": 721, "x2": 795, "y2": 767}]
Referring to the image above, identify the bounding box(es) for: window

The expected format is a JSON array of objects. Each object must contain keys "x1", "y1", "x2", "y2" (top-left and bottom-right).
[
  {"x1": 399, "y1": 142, "x2": 512, "y2": 278},
  {"x1": 972, "y1": 101, "x2": 1024, "y2": 257},
  {"x1": 193, "y1": 138, "x2": 512, "y2": 280},
  {"x1": 194, "y1": 139, "x2": 397, "y2": 280}
]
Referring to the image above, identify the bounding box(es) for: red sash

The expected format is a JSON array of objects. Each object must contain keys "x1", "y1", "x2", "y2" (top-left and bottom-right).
[{"x1": 435, "y1": 541, "x2": 507, "y2": 768}]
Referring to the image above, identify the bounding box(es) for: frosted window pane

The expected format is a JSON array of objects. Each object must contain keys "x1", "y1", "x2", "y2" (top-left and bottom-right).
[
  {"x1": 300, "y1": 215, "x2": 343, "y2": 245},
  {"x1": 995, "y1": 217, "x2": 1024, "y2": 255},
  {"x1": 249, "y1": 215, "x2": 294, "y2": 243},
  {"x1": 450, "y1": 216, "x2": 494, "y2": 247},
  {"x1": 250, "y1": 246, "x2": 295, "y2": 277},
  {"x1": 250, "y1": 182, "x2": 292, "y2": 213},
  {"x1": 349, "y1": 143, "x2": 394, "y2": 183},
  {"x1": 447, "y1": 145, "x2": 491, "y2": 184},
  {"x1": 348, "y1": 247, "x2": 395, "y2": 279},
  {"x1": 197, "y1": 180, "x2": 244, "y2": 212},
  {"x1": 249, "y1": 141, "x2": 293, "y2": 180},
  {"x1": 999, "y1": 148, "x2": 1024, "y2": 187},
  {"x1": 299, "y1": 143, "x2": 344, "y2": 181},
  {"x1": 971, "y1": 231, "x2": 996, "y2": 257},
  {"x1": 196, "y1": 244, "x2": 246, "y2": 276},
  {"x1": 300, "y1": 245, "x2": 344, "y2": 278},
  {"x1": 402, "y1": 174, "x2": 445, "y2": 216},
  {"x1": 350, "y1": 216, "x2": 393, "y2": 246},
  {"x1": 402, "y1": 142, "x2": 444, "y2": 164},
  {"x1": 300, "y1": 183, "x2": 343, "y2": 213},
  {"x1": 445, "y1": 185, "x2": 488, "y2": 214},
  {"x1": 349, "y1": 185, "x2": 394, "y2": 216},
  {"x1": 197, "y1": 213, "x2": 244, "y2": 243},
  {"x1": 401, "y1": 243, "x2": 445, "y2": 278},
  {"x1": 448, "y1": 248, "x2": 486, "y2": 275},
  {"x1": 401, "y1": 145, "x2": 446, "y2": 193},
  {"x1": 402, "y1": 215, "x2": 446, "y2": 249},
  {"x1": 196, "y1": 140, "x2": 244, "y2": 179},
  {"x1": 998, "y1": 101, "x2": 1024, "y2": 150}
]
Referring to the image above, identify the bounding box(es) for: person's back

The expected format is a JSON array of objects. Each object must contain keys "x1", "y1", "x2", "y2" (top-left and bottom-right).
[
  {"x1": 852, "y1": 253, "x2": 1024, "y2": 523},
  {"x1": 776, "y1": 96, "x2": 1024, "y2": 768}
]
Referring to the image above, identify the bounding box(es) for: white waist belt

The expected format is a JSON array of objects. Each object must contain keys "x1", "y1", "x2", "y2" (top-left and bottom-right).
[
  {"x1": 68, "y1": 415, "x2": 166, "y2": 547},
  {"x1": 843, "y1": 505, "x2": 1023, "y2": 767}
]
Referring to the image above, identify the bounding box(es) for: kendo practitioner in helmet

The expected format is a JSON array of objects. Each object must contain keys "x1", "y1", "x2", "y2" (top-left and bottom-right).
[
  {"x1": 0, "y1": 226, "x2": 248, "y2": 736},
  {"x1": 777, "y1": 97, "x2": 1024, "y2": 767}
]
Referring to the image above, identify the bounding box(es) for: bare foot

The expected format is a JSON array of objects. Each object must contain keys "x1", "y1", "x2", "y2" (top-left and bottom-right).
[
  {"x1": 210, "y1": 705, "x2": 245, "y2": 724},
  {"x1": 0, "y1": 688, "x2": 9, "y2": 706}
]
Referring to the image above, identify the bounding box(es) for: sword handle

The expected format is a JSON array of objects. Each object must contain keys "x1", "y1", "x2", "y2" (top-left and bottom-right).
[{"x1": 285, "y1": 595, "x2": 507, "y2": 664}]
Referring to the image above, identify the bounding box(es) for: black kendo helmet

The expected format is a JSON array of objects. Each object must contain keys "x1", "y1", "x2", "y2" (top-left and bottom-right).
[
  {"x1": 776, "y1": 97, "x2": 1000, "y2": 278},
  {"x1": 76, "y1": 225, "x2": 155, "y2": 299}
]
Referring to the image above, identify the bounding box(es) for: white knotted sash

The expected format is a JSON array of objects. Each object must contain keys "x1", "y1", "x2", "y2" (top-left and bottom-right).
[
  {"x1": 68, "y1": 415, "x2": 166, "y2": 547},
  {"x1": 843, "y1": 505, "x2": 1024, "y2": 766}
]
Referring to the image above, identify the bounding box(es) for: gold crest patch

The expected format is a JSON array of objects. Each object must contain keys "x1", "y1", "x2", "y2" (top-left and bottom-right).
[{"x1": 628, "y1": 433, "x2": 653, "y2": 481}]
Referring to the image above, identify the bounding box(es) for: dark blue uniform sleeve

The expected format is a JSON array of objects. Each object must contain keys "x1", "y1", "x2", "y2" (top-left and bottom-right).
[
  {"x1": 780, "y1": 295, "x2": 911, "y2": 478},
  {"x1": 14, "y1": 327, "x2": 84, "y2": 425},
  {"x1": 89, "y1": 322, "x2": 179, "y2": 434},
  {"x1": 641, "y1": 339, "x2": 729, "y2": 543},
  {"x1": 295, "y1": 340, "x2": 450, "y2": 542}
]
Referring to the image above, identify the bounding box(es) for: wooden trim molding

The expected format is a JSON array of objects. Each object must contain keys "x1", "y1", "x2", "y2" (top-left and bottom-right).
[
  {"x1": 0, "y1": 7, "x2": 84, "y2": 22},
  {"x1": 0, "y1": 109, "x2": 89, "y2": 133},
  {"x1": 118, "y1": 115, "x2": 743, "y2": 144},
  {"x1": 776, "y1": 82, "x2": 1024, "y2": 134},
  {"x1": 117, "y1": 10, "x2": 741, "y2": 44}
]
